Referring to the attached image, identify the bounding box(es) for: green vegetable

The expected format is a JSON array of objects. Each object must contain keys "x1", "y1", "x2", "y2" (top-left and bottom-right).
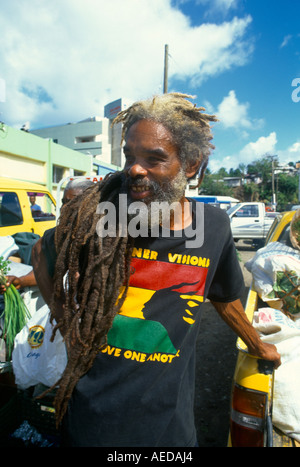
[
  {"x1": 291, "y1": 218, "x2": 300, "y2": 246},
  {"x1": 271, "y1": 269, "x2": 300, "y2": 316},
  {"x1": 0, "y1": 256, "x2": 31, "y2": 360}
]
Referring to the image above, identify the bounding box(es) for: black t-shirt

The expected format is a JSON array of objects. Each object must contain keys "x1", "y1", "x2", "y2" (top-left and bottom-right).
[{"x1": 57, "y1": 201, "x2": 244, "y2": 447}]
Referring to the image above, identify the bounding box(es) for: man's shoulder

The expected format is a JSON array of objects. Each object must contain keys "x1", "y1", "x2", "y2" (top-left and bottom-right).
[
  {"x1": 204, "y1": 203, "x2": 228, "y2": 218},
  {"x1": 191, "y1": 199, "x2": 230, "y2": 222}
]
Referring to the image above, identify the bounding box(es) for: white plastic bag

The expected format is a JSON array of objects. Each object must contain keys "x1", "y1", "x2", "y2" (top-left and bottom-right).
[
  {"x1": 12, "y1": 304, "x2": 67, "y2": 389},
  {"x1": 0, "y1": 236, "x2": 19, "y2": 260},
  {"x1": 245, "y1": 242, "x2": 300, "y2": 317},
  {"x1": 21, "y1": 286, "x2": 47, "y2": 317},
  {"x1": 254, "y1": 307, "x2": 300, "y2": 442}
]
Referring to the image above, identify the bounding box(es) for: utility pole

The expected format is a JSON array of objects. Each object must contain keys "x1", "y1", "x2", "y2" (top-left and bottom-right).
[
  {"x1": 163, "y1": 44, "x2": 169, "y2": 94},
  {"x1": 267, "y1": 154, "x2": 277, "y2": 210},
  {"x1": 269, "y1": 155, "x2": 278, "y2": 210},
  {"x1": 271, "y1": 157, "x2": 276, "y2": 208}
]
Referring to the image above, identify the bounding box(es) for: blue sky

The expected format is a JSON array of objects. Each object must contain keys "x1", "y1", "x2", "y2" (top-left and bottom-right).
[
  {"x1": 0, "y1": 0, "x2": 300, "y2": 172},
  {"x1": 170, "y1": 0, "x2": 300, "y2": 172}
]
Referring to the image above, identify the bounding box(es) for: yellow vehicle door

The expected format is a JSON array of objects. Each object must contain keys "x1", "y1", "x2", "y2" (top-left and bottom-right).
[{"x1": 0, "y1": 178, "x2": 56, "y2": 237}]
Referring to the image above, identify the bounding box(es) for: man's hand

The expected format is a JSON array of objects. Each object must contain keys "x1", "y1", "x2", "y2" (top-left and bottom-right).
[
  {"x1": 0, "y1": 275, "x2": 21, "y2": 293},
  {"x1": 0, "y1": 271, "x2": 36, "y2": 294},
  {"x1": 248, "y1": 341, "x2": 281, "y2": 370},
  {"x1": 211, "y1": 299, "x2": 282, "y2": 369}
]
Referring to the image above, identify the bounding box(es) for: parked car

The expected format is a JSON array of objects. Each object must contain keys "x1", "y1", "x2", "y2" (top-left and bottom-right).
[
  {"x1": 226, "y1": 202, "x2": 277, "y2": 248},
  {"x1": 0, "y1": 177, "x2": 56, "y2": 237},
  {"x1": 228, "y1": 210, "x2": 299, "y2": 447}
]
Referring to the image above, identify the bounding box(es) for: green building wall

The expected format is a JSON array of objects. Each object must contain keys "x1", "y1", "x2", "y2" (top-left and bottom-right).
[{"x1": 0, "y1": 123, "x2": 118, "y2": 194}]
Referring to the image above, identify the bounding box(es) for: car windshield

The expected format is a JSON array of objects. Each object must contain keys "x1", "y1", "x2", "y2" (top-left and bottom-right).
[{"x1": 227, "y1": 203, "x2": 242, "y2": 216}]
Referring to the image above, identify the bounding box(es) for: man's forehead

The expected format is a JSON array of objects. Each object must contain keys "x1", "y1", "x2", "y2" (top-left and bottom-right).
[
  {"x1": 126, "y1": 119, "x2": 172, "y2": 139},
  {"x1": 124, "y1": 119, "x2": 177, "y2": 153}
]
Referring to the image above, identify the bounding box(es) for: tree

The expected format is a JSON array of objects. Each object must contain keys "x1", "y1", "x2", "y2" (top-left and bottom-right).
[
  {"x1": 200, "y1": 174, "x2": 234, "y2": 197},
  {"x1": 243, "y1": 182, "x2": 260, "y2": 202},
  {"x1": 203, "y1": 156, "x2": 298, "y2": 209},
  {"x1": 276, "y1": 173, "x2": 298, "y2": 209},
  {"x1": 246, "y1": 155, "x2": 279, "y2": 203}
]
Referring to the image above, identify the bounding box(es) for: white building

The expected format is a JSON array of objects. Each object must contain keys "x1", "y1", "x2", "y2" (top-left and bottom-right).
[
  {"x1": 104, "y1": 98, "x2": 131, "y2": 168},
  {"x1": 31, "y1": 98, "x2": 132, "y2": 170}
]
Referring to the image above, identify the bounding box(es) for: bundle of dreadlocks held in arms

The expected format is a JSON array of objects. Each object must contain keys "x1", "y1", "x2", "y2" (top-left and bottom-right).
[
  {"x1": 49, "y1": 172, "x2": 133, "y2": 423},
  {"x1": 50, "y1": 93, "x2": 217, "y2": 424},
  {"x1": 32, "y1": 92, "x2": 280, "y2": 447}
]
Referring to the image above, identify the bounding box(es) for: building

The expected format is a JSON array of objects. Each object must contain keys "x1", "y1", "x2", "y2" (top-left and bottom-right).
[
  {"x1": 104, "y1": 98, "x2": 131, "y2": 167},
  {"x1": 31, "y1": 117, "x2": 111, "y2": 164},
  {"x1": 0, "y1": 122, "x2": 118, "y2": 199},
  {"x1": 31, "y1": 98, "x2": 132, "y2": 170},
  {"x1": 223, "y1": 177, "x2": 243, "y2": 188}
]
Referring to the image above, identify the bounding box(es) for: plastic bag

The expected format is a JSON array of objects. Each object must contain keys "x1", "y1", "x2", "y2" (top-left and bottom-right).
[
  {"x1": 254, "y1": 307, "x2": 300, "y2": 442},
  {"x1": 245, "y1": 242, "x2": 300, "y2": 318},
  {"x1": 21, "y1": 286, "x2": 47, "y2": 317},
  {"x1": 12, "y1": 305, "x2": 67, "y2": 389},
  {"x1": 0, "y1": 236, "x2": 19, "y2": 260}
]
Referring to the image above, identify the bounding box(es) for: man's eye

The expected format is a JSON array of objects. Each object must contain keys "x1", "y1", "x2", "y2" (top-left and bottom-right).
[
  {"x1": 148, "y1": 156, "x2": 162, "y2": 163},
  {"x1": 124, "y1": 154, "x2": 133, "y2": 163}
]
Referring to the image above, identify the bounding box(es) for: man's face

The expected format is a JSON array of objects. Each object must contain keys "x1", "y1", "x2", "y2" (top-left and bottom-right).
[
  {"x1": 62, "y1": 188, "x2": 81, "y2": 205},
  {"x1": 123, "y1": 119, "x2": 187, "y2": 206}
]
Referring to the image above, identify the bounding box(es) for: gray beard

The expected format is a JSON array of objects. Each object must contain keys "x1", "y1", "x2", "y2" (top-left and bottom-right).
[{"x1": 126, "y1": 168, "x2": 188, "y2": 229}]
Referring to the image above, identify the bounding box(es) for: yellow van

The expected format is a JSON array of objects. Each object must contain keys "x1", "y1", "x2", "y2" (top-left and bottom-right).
[{"x1": 0, "y1": 177, "x2": 56, "y2": 237}]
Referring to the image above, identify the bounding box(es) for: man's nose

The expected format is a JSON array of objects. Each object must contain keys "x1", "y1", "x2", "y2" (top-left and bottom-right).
[{"x1": 127, "y1": 162, "x2": 147, "y2": 178}]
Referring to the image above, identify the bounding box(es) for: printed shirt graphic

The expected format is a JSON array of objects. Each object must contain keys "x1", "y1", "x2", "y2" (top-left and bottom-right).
[{"x1": 105, "y1": 246, "x2": 209, "y2": 360}]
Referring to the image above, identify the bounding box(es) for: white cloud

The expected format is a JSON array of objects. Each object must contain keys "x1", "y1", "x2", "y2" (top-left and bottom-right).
[
  {"x1": 278, "y1": 142, "x2": 300, "y2": 165},
  {"x1": 239, "y1": 132, "x2": 277, "y2": 161},
  {"x1": 186, "y1": 0, "x2": 238, "y2": 13},
  {"x1": 210, "y1": 132, "x2": 300, "y2": 173},
  {"x1": 205, "y1": 0, "x2": 238, "y2": 10},
  {"x1": 0, "y1": 0, "x2": 253, "y2": 129},
  {"x1": 280, "y1": 34, "x2": 292, "y2": 48},
  {"x1": 171, "y1": 16, "x2": 253, "y2": 86},
  {"x1": 209, "y1": 132, "x2": 278, "y2": 172},
  {"x1": 289, "y1": 142, "x2": 300, "y2": 153},
  {"x1": 0, "y1": 78, "x2": 5, "y2": 103},
  {"x1": 216, "y1": 90, "x2": 263, "y2": 130}
]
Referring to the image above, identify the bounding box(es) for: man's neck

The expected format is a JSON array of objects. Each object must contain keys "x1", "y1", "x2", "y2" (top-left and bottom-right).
[{"x1": 168, "y1": 197, "x2": 192, "y2": 231}]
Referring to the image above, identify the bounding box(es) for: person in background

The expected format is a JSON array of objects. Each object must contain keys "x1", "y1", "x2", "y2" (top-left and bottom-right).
[
  {"x1": 1, "y1": 179, "x2": 94, "y2": 296},
  {"x1": 29, "y1": 194, "x2": 42, "y2": 214}
]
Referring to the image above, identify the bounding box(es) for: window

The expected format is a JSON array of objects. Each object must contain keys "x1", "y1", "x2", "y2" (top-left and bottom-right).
[
  {"x1": 27, "y1": 192, "x2": 56, "y2": 222},
  {"x1": 0, "y1": 192, "x2": 23, "y2": 227},
  {"x1": 74, "y1": 170, "x2": 84, "y2": 177},
  {"x1": 53, "y1": 165, "x2": 64, "y2": 183},
  {"x1": 75, "y1": 135, "x2": 95, "y2": 144},
  {"x1": 236, "y1": 205, "x2": 259, "y2": 217}
]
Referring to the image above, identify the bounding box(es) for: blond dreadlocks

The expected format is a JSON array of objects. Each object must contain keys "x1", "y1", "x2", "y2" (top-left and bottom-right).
[
  {"x1": 114, "y1": 92, "x2": 218, "y2": 186},
  {"x1": 50, "y1": 93, "x2": 217, "y2": 425}
]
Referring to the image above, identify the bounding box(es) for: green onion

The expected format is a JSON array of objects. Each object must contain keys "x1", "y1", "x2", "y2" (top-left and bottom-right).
[{"x1": 0, "y1": 256, "x2": 31, "y2": 360}]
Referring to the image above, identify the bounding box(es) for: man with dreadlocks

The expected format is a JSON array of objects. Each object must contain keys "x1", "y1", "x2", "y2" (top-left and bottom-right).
[{"x1": 33, "y1": 93, "x2": 281, "y2": 447}]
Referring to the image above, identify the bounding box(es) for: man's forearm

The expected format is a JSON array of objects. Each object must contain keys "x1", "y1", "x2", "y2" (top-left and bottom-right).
[
  {"x1": 211, "y1": 299, "x2": 263, "y2": 353},
  {"x1": 211, "y1": 299, "x2": 281, "y2": 368}
]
